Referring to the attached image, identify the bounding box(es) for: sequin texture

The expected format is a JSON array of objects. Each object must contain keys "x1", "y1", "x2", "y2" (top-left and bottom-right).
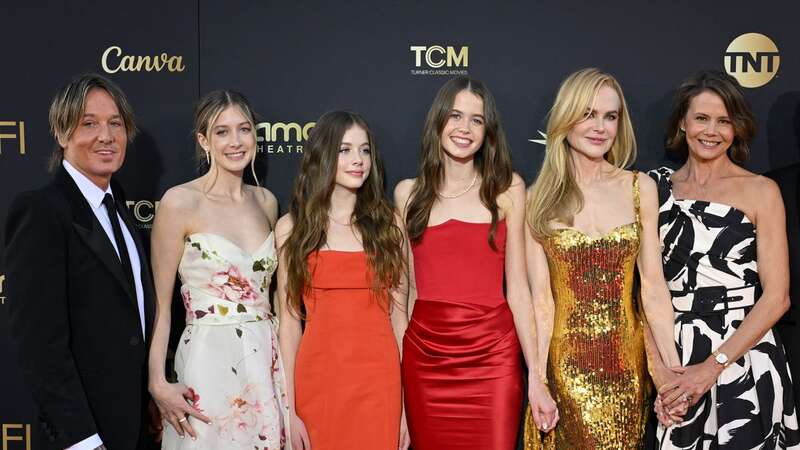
[{"x1": 525, "y1": 173, "x2": 651, "y2": 449}]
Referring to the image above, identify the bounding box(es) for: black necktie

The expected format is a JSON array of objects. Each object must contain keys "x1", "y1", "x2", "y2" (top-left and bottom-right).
[{"x1": 102, "y1": 193, "x2": 136, "y2": 294}]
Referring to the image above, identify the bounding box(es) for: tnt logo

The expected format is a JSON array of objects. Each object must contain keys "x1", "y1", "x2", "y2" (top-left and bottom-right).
[
  {"x1": 0, "y1": 121, "x2": 25, "y2": 155},
  {"x1": 410, "y1": 45, "x2": 468, "y2": 68},
  {"x1": 1, "y1": 423, "x2": 31, "y2": 450},
  {"x1": 724, "y1": 33, "x2": 779, "y2": 88},
  {"x1": 255, "y1": 122, "x2": 315, "y2": 154}
]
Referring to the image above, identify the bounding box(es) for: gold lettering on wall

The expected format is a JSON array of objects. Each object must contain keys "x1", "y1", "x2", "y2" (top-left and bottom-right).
[
  {"x1": 1, "y1": 424, "x2": 31, "y2": 450},
  {"x1": 0, "y1": 121, "x2": 25, "y2": 155},
  {"x1": 102, "y1": 45, "x2": 186, "y2": 74}
]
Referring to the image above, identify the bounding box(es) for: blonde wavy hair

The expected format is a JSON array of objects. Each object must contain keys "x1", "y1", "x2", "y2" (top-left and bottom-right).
[{"x1": 526, "y1": 68, "x2": 636, "y2": 238}]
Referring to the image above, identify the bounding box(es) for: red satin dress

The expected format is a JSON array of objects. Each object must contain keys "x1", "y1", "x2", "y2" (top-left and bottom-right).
[{"x1": 402, "y1": 219, "x2": 523, "y2": 450}]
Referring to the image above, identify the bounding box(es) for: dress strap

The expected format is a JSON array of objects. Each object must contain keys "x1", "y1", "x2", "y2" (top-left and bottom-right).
[{"x1": 632, "y1": 170, "x2": 641, "y2": 227}]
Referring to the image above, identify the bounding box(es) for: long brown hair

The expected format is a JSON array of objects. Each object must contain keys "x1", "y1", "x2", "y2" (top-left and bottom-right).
[
  {"x1": 405, "y1": 76, "x2": 513, "y2": 250},
  {"x1": 283, "y1": 111, "x2": 404, "y2": 316},
  {"x1": 665, "y1": 70, "x2": 756, "y2": 164}
]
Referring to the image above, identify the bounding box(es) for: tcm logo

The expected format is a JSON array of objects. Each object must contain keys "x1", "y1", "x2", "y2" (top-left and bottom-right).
[
  {"x1": 410, "y1": 45, "x2": 469, "y2": 76},
  {"x1": 0, "y1": 273, "x2": 5, "y2": 305},
  {"x1": 256, "y1": 121, "x2": 315, "y2": 154},
  {"x1": 1, "y1": 423, "x2": 31, "y2": 450},
  {"x1": 102, "y1": 45, "x2": 186, "y2": 74},
  {"x1": 0, "y1": 121, "x2": 26, "y2": 155},
  {"x1": 125, "y1": 200, "x2": 160, "y2": 229},
  {"x1": 724, "y1": 33, "x2": 779, "y2": 88}
]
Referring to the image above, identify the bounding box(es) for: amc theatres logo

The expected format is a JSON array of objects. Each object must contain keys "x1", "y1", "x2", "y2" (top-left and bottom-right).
[
  {"x1": 0, "y1": 121, "x2": 26, "y2": 155},
  {"x1": 102, "y1": 45, "x2": 186, "y2": 74},
  {"x1": 410, "y1": 45, "x2": 469, "y2": 76},
  {"x1": 724, "y1": 33, "x2": 779, "y2": 88},
  {"x1": 256, "y1": 121, "x2": 315, "y2": 155}
]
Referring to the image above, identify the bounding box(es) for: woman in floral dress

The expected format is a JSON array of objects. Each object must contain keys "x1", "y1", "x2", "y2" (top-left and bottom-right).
[{"x1": 148, "y1": 90, "x2": 290, "y2": 449}]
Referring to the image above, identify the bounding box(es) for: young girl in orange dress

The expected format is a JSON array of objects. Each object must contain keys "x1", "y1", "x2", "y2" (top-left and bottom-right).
[{"x1": 276, "y1": 111, "x2": 410, "y2": 450}]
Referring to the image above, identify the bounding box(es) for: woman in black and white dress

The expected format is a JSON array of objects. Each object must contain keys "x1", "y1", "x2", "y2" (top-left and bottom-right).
[{"x1": 647, "y1": 70, "x2": 800, "y2": 449}]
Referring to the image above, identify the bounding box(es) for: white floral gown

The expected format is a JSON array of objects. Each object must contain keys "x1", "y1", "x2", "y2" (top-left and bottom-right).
[{"x1": 162, "y1": 232, "x2": 291, "y2": 450}]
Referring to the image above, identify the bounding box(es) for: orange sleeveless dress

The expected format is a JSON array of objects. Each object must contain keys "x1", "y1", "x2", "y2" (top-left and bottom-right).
[{"x1": 294, "y1": 251, "x2": 401, "y2": 450}]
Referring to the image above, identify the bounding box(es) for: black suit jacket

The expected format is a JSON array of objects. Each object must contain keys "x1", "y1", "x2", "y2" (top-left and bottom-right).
[{"x1": 4, "y1": 167, "x2": 155, "y2": 450}]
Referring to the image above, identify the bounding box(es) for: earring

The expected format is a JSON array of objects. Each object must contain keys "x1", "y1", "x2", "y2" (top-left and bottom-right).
[
  {"x1": 680, "y1": 127, "x2": 685, "y2": 132},
  {"x1": 205, "y1": 150, "x2": 210, "y2": 165}
]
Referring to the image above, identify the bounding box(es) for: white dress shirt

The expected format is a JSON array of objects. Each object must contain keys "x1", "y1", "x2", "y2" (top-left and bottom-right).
[{"x1": 63, "y1": 160, "x2": 146, "y2": 450}]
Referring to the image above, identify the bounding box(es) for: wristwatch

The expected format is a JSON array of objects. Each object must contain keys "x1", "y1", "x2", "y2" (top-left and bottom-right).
[{"x1": 712, "y1": 350, "x2": 731, "y2": 368}]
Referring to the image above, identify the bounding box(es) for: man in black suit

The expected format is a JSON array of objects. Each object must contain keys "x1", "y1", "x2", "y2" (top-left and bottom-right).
[{"x1": 4, "y1": 74, "x2": 155, "y2": 450}]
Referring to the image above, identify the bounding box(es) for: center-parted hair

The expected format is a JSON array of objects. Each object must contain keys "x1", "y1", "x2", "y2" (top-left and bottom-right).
[
  {"x1": 192, "y1": 90, "x2": 260, "y2": 185},
  {"x1": 526, "y1": 68, "x2": 636, "y2": 239},
  {"x1": 665, "y1": 70, "x2": 756, "y2": 164},
  {"x1": 405, "y1": 76, "x2": 513, "y2": 250},
  {"x1": 283, "y1": 111, "x2": 405, "y2": 317}
]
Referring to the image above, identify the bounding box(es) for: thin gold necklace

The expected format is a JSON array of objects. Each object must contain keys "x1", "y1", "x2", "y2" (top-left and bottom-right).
[{"x1": 438, "y1": 173, "x2": 478, "y2": 199}]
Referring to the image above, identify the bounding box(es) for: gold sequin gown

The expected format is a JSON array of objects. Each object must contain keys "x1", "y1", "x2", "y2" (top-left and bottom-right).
[{"x1": 525, "y1": 172, "x2": 651, "y2": 449}]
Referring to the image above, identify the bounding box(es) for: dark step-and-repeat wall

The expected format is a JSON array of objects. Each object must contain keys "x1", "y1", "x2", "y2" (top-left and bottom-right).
[{"x1": 1, "y1": 1, "x2": 799, "y2": 448}]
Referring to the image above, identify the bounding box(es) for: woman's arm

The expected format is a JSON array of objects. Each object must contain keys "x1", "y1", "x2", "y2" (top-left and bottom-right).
[
  {"x1": 275, "y1": 214, "x2": 311, "y2": 450},
  {"x1": 504, "y1": 175, "x2": 557, "y2": 431},
  {"x1": 524, "y1": 197, "x2": 554, "y2": 378},
  {"x1": 393, "y1": 179, "x2": 418, "y2": 319},
  {"x1": 389, "y1": 213, "x2": 411, "y2": 450},
  {"x1": 637, "y1": 174, "x2": 682, "y2": 368},
  {"x1": 147, "y1": 188, "x2": 210, "y2": 438}
]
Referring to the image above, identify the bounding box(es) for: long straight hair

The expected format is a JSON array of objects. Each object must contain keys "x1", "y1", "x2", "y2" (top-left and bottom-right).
[
  {"x1": 283, "y1": 111, "x2": 404, "y2": 317},
  {"x1": 527, "y1": 68, "x2": 636, "y2": 238},
  {"x1": 406, "y1": 76, "x2": 513, "y2": 250}
]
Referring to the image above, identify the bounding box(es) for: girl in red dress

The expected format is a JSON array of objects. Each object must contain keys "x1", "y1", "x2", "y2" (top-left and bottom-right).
[{"x1": 395, "y1": 77, "x2": 558, "y2": 450}]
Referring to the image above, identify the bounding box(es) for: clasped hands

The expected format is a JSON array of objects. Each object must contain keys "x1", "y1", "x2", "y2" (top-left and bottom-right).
[{"x1": 652, "y1": 358, "x2": 723, "y2": 426}]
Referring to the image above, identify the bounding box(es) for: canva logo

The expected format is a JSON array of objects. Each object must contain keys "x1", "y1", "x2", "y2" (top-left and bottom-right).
[
  {"x1": 255, "y1": 121, "x2": 315, "y2": 154},
  {"x1": 724, "y1": 33, "x2": 779, "y2": 88},
  {"x1": 0, "y1": 121, "x2": 25, "y2": 155},
  {"x1": 125, "y1": 200, "x2": 160, "y2": 229},
  {"x1": 1, "y1": 423, "x2": 30, "y2": 449},
  {"x1": 410, "y1": 45, "x2": 469, "y2": 76},
  {"x1": 101, "y1": 45, "x2": 186, "y2": 74}
]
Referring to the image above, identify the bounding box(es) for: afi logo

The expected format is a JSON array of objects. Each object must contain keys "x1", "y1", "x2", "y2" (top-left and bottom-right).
[
  {"x1": 1, "y1": 423, "x2": 31, "y2": 449},
  {"x1": 724, "y1": 33, "x2": 780, "y2": 88},
  {"x1": 0, "y1": 121, "x2": 25, "y2": 155},
  {"x1": 410, "y1": 45, "x2": 469, "y2": 68}
]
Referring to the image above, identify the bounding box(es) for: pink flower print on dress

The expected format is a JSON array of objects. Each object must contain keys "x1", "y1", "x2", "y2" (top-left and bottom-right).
[{"x1": 210, "y1": 265, "x2": 258, "y2": 304}]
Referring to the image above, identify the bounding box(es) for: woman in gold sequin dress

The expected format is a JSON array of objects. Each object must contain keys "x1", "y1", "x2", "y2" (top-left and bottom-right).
[{"x1": 522, "y1": 68, "x2": 683, "y2": 449}]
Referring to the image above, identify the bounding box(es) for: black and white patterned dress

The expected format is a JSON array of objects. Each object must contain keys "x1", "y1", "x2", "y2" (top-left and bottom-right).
[{"x1": 649, "y1": 167, "x2": 800, "y2": 450}]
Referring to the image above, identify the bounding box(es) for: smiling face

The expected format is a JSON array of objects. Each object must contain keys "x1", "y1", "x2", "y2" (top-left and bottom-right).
[
  {"x1": 681, "y1": 90, "x2": 735, "y2": 162},
  {"x1": 566, "y1": 84, "x2": 620, "y2": 160},
  {"x1": 335, "y1": 124, "x2": 372, "y2": 191},
  {"x1": 198, "y1": 105, "x2": 256, "y2": 173},
  {"x1": 440, "y1": 89, "x2": 486, "y2": 161},
  {"x1": 61, "y1": 87, "x2": 127, "y2": 189}
]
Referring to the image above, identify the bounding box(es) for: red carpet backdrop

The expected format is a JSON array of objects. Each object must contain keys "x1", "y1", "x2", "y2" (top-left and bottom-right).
[{"x1": 1, "y1": 1, "x2": 799, "y2": 448}]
